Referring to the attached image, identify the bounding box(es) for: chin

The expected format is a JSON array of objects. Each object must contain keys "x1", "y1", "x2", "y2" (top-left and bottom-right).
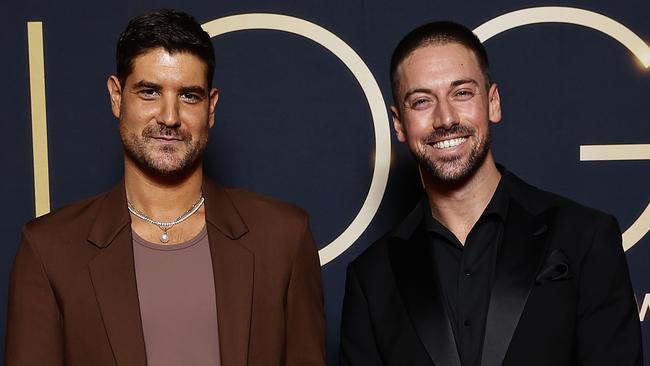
[
  {"x1": 138, "y1": 156, "x2": 195, "y2": 178},
  {"x1": 420, "y1": 156, "x2": 478, "y2": 184}
]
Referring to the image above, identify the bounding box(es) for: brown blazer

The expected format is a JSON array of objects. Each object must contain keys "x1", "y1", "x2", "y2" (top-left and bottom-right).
[{"x1": 6, "y1": 179, "x2": 326, "y2": 366}]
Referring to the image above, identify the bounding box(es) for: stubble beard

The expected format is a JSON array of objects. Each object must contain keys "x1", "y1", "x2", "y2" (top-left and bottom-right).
[
  {"x1": 413, "y1": 125, "x2": 491, "y2": 185},
  {"x1": 120, "y1": 123, "x2": 209, "y2": 178}
]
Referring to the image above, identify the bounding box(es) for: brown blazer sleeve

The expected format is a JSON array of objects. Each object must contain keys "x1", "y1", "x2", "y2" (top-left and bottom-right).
[
  {"x1": 285, "y1": 219, "x2": 327, "y2": 366},
  {"x1": 6, "y1": 228, "x2": 65, "y2": 366}
]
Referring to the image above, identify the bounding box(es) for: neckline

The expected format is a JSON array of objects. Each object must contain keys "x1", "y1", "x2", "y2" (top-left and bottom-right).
[{"x1": 132, "y1": 226, "x2": 208, "y2": 251}]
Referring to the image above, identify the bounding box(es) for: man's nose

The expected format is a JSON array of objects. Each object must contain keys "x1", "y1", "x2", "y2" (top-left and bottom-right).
[
  {"x1": 158, "y1": 95, "x2": 181, "y2": 127},
  {"x1": 432, "y1": 99, "x2": 459, "y2": 130}
]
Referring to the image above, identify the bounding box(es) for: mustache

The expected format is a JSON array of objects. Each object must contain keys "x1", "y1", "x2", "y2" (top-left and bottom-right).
[
  {"x1": 423, "y1": 125, "x2": 475, "y2": 143},
  {"x1": 142, "y1": 125, "x2": 190, "y2": 140}
]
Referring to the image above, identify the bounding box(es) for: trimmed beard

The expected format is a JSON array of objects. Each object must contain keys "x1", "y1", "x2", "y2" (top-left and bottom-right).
[
  {"x1": 120, "y1": 123, "x2": 209, "y2": 178},
  {"x1": 414, "y1": 125, "x2": 491, "y2": 184}
]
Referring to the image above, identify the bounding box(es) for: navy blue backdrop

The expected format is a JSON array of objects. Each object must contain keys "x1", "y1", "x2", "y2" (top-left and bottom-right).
[{"x1": 2, "y1": 0, "x2": 649, "y2": 364}]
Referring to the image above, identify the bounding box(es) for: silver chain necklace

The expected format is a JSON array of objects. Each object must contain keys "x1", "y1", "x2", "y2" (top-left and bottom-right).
[{"x1": 127, "y1": 196, "x2": 205, "y2": 243}]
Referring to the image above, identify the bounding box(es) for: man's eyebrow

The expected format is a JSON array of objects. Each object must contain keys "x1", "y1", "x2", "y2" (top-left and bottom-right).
[
  {"x1": 179, "y1": 85, "x2": 207, "y2": 97},
  {"x1": 131, "y1": 81, "x2": 207, "y2": 97},
  {"x1": 450, "y1": 78, "x2": 479, "y2": 88},
  {"x1": 132, "y1": 80, "x2": 161, "y2": 89},
  {"x1": 401, "y1": 79, "x2": 480, "y2": 102},
  {"x1": 402, "y1": 88, "x2": 433, "y2": 103}
]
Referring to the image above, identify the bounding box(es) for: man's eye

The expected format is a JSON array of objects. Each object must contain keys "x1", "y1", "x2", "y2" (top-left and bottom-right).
[
  {"x1": 454, "y1": 90, "x2": 474, "y2": 100},
  {"x1": 180, "y1": 93, "x2": 201, "y2": 103},
  {"x1": 408, "y1": 98, "x2": 433, "y2": 110},
  {"x1": 139, "y1": 89, "x2": 159, "y2": 99}
]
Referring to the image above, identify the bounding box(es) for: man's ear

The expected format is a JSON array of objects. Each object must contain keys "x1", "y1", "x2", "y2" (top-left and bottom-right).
[
  {"x1": 488, "y1": 83, "x2": 502, "y2": 124},
  {"x1": 391, "y1": 105, "x2": 407, "y2": 142},
  {"x1": 107, "y1": 75, "x2": 123, "y2": 119},
  {"x1": 208, "y1": 87, "x2": 219, "y2": 128}
]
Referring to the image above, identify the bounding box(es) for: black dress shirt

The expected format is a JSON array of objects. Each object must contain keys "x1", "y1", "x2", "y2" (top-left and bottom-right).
[{"x1": 423, "y1": 177, "x2": 509, "y2": 366}]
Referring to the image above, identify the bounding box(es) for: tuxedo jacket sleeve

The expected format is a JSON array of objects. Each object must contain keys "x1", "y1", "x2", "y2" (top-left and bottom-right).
[
  {"x1": 340, "y1": 262, "x2": 384, "y2": 366},
  {"x1": 570, "y1": 214, "x2": 641, "y2": 365}
]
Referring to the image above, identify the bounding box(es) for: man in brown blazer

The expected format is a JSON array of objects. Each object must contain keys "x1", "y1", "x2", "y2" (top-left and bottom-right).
[{"x1": 6, "y1": 9, "x2": 326, "y2": 366}]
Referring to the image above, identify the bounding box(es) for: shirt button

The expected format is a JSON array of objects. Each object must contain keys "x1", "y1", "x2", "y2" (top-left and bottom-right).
[
  {"x1": 464, "y1": 319, "x2": 471, "y2": 326},
  {"x1": 464, "y1": 271, "x2": 471, "y2": 277}
]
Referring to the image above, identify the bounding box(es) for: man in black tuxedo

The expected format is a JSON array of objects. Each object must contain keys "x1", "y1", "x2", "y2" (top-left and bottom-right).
[{"x1": 340, "y1": 21, "x2": 642, "y2": 366}]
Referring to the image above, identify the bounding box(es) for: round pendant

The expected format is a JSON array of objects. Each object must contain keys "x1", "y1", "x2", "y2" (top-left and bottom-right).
[{"x1": 160, "y1": 232, "x2": 170, "y2": 243}]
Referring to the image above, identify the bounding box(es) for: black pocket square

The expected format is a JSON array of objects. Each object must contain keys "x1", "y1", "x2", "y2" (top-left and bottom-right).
[{"x1": 536, "y1": 248, "x2": 571, "y2": 285}]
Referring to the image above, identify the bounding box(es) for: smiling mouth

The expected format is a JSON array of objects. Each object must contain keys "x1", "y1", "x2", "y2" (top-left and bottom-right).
[{"x1": 430, "y1": 137, "x2": 468, "y2": 149}]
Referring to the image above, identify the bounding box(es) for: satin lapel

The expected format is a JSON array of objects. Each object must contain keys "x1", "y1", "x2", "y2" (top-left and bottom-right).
[
  {"x1": 389, "y1": 230, "x2": 461, "y2": 366},
  {"x1": 88, "y1": 183, "x2": 147, "y2": 366},
  {"x1": 203, "y1": 180, "x2": 253, "y2": 366},
  {"x1": 481, "y1": 201, "x2": 549, "y2": 366}
]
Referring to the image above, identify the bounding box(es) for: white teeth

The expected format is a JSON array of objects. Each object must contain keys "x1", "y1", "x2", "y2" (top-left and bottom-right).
[{"x1": 432, "y1": 137, "x2": 467, "y2": 149}]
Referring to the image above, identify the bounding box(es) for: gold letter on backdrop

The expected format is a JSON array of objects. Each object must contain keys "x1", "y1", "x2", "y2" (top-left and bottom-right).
[
  {"x1": 473, "y1": 6, "x2": 650, "y2": 251},
  {"x1": 202, "y1": 13, "x2": 392, "y2": 265},
  {"x1": 27, "y1": 21, "x2": 51, "y2": 217}
]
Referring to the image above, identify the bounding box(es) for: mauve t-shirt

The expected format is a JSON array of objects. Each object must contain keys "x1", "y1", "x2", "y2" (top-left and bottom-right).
[{"x1": 133, "y1": 227, "x2": 221, "y2": 366}]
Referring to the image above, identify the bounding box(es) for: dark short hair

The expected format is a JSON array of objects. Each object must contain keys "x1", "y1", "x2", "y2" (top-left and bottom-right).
[
  {"x1": 116, "y1": 9, "x2": 215, "y2": 88},
  {"x1": 390, "y1": 21, "x2": 491, "y2": 105}
]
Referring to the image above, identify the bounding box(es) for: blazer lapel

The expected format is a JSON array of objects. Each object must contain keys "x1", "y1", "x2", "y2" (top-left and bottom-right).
[
  {"x1": 87, "y1": 183, "x2": 148, "y2": 366},
  {"x1": 86, "y1": 179, "x2": 255, "y2": 366},
  {"x1": 481, "y1": 200, "x2": 550, "y2": 366},
  {"x1": 388, "y1": 202, "x2": 461, "y2": 366},
  {"x1": 203, "y1": 180, "x2": 253, "y2": 366}
]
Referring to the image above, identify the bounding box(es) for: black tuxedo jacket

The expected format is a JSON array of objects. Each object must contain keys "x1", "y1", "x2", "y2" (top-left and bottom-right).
[{"x1": 340, "y1": 171, "x2": 642, "y2": 366}]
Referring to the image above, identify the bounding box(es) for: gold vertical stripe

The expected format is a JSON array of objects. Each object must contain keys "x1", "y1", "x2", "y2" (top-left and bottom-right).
[{"x1": 27, "y1": 22, "x2": 51, "y2": 217}]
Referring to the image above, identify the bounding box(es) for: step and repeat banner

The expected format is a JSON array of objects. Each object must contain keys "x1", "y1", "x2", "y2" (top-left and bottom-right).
[{"x1": 2, "y1": 0, "x2": 648, "y2": 364}]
